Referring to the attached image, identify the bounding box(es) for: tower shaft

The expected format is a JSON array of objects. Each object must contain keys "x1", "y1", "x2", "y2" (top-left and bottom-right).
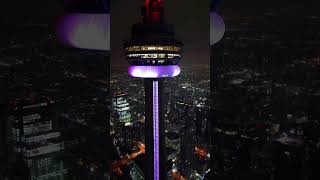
[{"x1": 145, "y1": 79, "x2": 166, "y2": 180}]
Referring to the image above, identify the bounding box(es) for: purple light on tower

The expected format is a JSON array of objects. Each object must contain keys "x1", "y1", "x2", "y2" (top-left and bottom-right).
[
  {"x1": 153, "y1": 81, "x2": 159, "y2": 180},
  {"x1": 56, "y1": 13, "x2": 110, "y2": 50},
  {"x1": 128, "y1": 65, "x2": 180, "y2": 78}
]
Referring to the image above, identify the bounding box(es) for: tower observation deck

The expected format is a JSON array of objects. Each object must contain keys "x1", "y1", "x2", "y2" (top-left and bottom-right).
[
  {"x1": 124, "y1": 0, "x2": 183, "y2": 78},
  {"x1": 124, "y1": 0, "x2": 183, "y2": 179}
]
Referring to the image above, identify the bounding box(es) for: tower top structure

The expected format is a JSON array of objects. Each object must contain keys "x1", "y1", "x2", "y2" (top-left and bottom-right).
[
  {"x1": 124, "y1": 0, "x2": 182, "y2": 78},
  {"x1": 142, "y1": 0, "x2": 164, "y2": 24}
]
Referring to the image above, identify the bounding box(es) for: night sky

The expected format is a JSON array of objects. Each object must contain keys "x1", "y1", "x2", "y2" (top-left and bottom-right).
[
  {"x1": 1, "y1": 0, "x2": 319, "y2": 67},
  {"x1": 0, "y1": 0, "x2": 210, "y2": 68},
  {"x1": 0, "y1": 1, "x2": 64, "y2": 25},
  {"x1": 110, "y1": 0, "x2": 210, "y2": 68},
  {"x1": 219, "y1": 0, "x2": 320, "y2": 18}
]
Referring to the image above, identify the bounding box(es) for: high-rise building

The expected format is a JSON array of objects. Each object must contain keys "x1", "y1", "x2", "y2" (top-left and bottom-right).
[
  {"x1": 113, "y1": 93, "x2": 132, "y2": 126},
  {"x1": 124, "y1": 0, "x2": 183, "y2": 179},
  {"x1": 7, "y1": 98, "x2": 67, "y2": 180}
]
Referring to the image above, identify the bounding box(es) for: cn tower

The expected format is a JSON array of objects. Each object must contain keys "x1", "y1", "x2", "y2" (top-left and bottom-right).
[{"x1": 124, "y1": 0, "x2": 183, "y2": 179}]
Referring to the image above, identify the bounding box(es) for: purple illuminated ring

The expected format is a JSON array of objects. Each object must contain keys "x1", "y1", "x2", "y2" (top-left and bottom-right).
[
  {"x1": 56, "y1": 13, "x2": 110, "y2": 50},
  {"x1": 128, "y1": 65, "x2": 180, "y2": 78}
]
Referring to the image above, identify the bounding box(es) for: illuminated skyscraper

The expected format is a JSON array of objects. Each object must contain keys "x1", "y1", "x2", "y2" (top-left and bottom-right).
[
  {"x1": 124, "y1": 0, "x2": 183, "y2": 179},
  {"x1": 113, "y1": 93, "x2": 132, "y2": 126},
  {"x1": 7, "y1": 98, "x2": 67, "y2": 180}
]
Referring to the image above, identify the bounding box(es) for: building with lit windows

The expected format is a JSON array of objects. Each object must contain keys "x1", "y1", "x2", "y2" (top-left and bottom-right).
[
  {"x1": 7, "y1": 98, "x2": 67, "y2": 180},
  {"x1": 113, "y1": 93, "x2": 132, "y2": 126},
  {"x1": 124, "y1": 0, "x2": 183, "y2": 179}
]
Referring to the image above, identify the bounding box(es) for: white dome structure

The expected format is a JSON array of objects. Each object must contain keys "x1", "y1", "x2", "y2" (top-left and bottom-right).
[
  {"x1": 210, "y1": 12, "x2": 225, "y2": 45},
  {"x1": 57, "y1": 13, "x2": 110, "y2": 50}
]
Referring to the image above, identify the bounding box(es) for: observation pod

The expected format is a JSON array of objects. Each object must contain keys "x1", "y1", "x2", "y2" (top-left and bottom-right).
[
  {"x1": 124, "y1": 0, "x2": 183, "y2": 79},
  {"x1": 124, "y1": 24, "x2": 183, "y2": 78},
  {"x1": 56, "y1": 0, "x2": 110, "y2": 50}
]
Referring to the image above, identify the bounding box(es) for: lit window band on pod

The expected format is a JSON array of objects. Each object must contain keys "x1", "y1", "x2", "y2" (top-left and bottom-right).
[{"x1": 125, "y1": 42, "x2": 183, "y2": 77}]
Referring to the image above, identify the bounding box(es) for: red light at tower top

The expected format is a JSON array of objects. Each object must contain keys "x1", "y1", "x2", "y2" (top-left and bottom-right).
[{"x1": 143, "y1": 0, "x2": 164, "y2": 24}]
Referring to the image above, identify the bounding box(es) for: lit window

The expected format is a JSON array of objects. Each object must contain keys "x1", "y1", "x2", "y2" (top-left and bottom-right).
[
  {"x1": 158, "y1": 54, "x2": 166, "y2": 58},
  {"x1": 147, "y1": 46, "x2": 156, "y2": 50},
  {"x1": 127, "y1": 45, "x2": 181, "y2": 52}
]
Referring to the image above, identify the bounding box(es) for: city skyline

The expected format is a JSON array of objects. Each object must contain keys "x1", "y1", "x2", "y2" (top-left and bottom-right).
[{"x1": 0, "y1": 0, "x2": 319, "y2": 179}]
